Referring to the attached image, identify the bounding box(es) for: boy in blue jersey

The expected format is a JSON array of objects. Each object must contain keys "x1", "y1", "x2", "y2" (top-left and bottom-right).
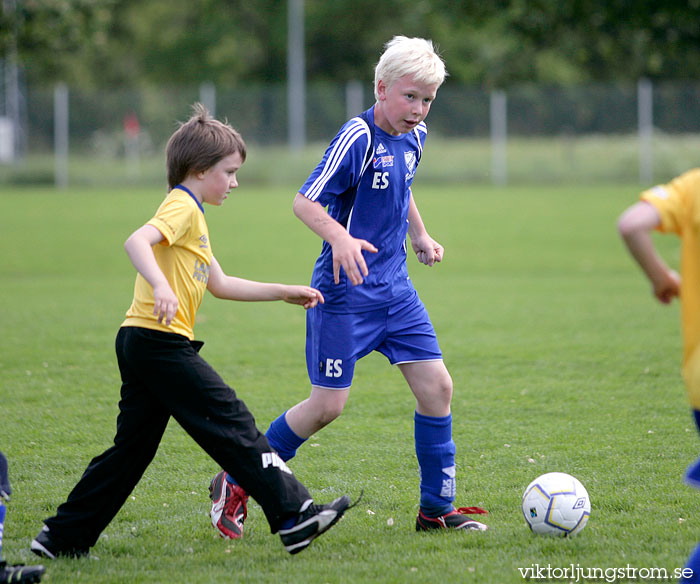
[
  {"x1": 210, "y1": 36, "x2": 487, "y2": 540},
  {"x1": 29, "y1": 104, "x2": 352, "y2": 559}
]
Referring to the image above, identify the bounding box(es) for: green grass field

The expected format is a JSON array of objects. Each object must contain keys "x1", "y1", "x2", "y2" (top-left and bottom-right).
[{"x1": 1, "y1": 182, "x2": 697, "y2": 583}]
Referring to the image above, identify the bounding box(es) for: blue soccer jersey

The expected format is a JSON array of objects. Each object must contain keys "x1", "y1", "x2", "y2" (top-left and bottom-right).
[{"x1": 300, "y1": 105, "x2": 427, "y2": 312}]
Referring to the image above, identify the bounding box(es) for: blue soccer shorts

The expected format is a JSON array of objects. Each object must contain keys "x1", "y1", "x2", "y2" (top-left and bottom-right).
[{"x1": 305, "y1": 290, "x2": 442, "y2": 389}]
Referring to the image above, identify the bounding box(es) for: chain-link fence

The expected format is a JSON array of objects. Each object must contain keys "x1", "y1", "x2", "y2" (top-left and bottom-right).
[{"x1": 1, "y1": 79, "x2": 699, "y2": 187}]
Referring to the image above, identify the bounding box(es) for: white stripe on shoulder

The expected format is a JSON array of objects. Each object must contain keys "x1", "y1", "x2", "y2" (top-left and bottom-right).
[
  {"x1": 650, "y1": 185, "x2": 669, "y2": 199},
  {"x1": 304, "y1": 118, "x2": 371, "y2": 202},
  {"x1": 413, "y1": 122, "x2": 427, "y2": 160}
]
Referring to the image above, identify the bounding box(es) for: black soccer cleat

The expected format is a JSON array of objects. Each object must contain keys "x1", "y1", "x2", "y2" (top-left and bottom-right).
[
  {"x1": 30, "y1": 526, "x2": 89, "y2": 560},
  {"x1": 279, "y1": 495, "x2": 351, "y2": 554},
  {"x1": 0, "y1": 561, "x2": 45, "y2": 583},
  {"x1": 416, "y1": 506, "x2": 489, "y2": 532}
]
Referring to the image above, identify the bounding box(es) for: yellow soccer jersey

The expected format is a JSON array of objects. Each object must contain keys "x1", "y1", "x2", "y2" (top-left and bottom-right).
[
  {"x1": 642, "y1": 168, "x2": 700, "y2": 405},
  {"x1": 122, "y1": 187, "x2": 211, "y2": 340}
]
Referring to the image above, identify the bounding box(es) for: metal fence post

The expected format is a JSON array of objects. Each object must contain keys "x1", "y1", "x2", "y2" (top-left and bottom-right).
[
  {"x1": 54, "y1": 83, "x2": 69, "y2": 189},
  {"x1": 287, "y1": 0, "x2": 305, "y2": 150},
  {"x1": 490, "y1": 90, "x2": 507, "y2": 186},
  {"x1": 346, "y1": 80, "x2": 365, "y2": 120},
  {"x1": 638, "y1": 78, "x2": 653, "y2": 185},
  {"x1": 199, "y1": 82, "x2": 216, "y2": 118}
]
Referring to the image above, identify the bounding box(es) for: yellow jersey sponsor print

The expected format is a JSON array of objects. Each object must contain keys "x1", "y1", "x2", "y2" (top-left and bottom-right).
[{"x1": 122, "y1": 187, "x2": 211, "y2": 340}]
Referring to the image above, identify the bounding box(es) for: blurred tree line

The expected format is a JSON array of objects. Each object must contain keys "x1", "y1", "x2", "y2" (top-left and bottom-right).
[{"x1": 3, "y1": 0, "x2": 700, "y2": 89}]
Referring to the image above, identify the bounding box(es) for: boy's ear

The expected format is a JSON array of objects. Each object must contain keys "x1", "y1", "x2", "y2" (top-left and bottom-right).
[{"x1": 376, "y1": 79, "x2": 387, "y2": 101}]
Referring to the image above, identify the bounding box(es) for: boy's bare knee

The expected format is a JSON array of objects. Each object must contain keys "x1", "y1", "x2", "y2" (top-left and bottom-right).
[
  {"x1": 305, "y1": 389, "x2": 347, "y2": 429},
  {"x1": 433, "y1": 382, "x2": 453, "y2": 407},
  {"x1": 435, "y1": 371, "x2": 453, "y2": 399},
  {"x1": 315, "y1": 402, "x2": 344, "y2": 427}
]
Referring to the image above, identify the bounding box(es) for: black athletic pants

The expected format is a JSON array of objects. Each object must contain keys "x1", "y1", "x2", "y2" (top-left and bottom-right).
[{"x1": 44, "y1": 326, "x2": 311, "y2": 548}]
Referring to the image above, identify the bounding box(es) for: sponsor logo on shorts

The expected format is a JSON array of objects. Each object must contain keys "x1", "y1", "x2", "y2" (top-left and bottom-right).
[
  {"x1": 261, "y1": 452, "x2": 293, "y2": 475},
  {"x1": 324, "y1": 358, "x2": 343, "y2": 378}
]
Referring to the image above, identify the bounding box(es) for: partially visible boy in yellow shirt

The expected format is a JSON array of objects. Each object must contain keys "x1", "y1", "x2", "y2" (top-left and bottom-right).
[{"x1": 618, "y1": 169, "x2": 700, "y2": 582}]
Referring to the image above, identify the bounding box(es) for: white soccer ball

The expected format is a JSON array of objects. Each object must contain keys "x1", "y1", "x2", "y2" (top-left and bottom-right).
[{"x1": 522, "y1": 472, "x2": 591, "y2": 537}]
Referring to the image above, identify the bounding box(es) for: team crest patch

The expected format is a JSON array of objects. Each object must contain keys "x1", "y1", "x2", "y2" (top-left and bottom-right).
[{"x1": 404, "y1": 151, "x2": 417, "y2": 173}]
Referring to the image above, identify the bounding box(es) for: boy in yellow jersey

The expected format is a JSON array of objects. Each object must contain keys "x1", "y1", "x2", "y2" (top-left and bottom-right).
[
  {"x1": 30, "y1": 103, "x2": 352, "y2": 559},
  {"x1": 618, "y1": 169, "x2": 700, "y2": 582}
]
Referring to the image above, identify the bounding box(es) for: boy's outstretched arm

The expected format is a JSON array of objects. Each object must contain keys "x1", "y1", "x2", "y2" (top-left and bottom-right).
[
  {"x1": 124, "y1": 225, "x2": 179, "y2": 325},
  {"x1": 618, "y1": 201, "x2": 681, "y2": 304},
  {"x1": 407, "y1": 191, "x2": 444, "y2": 267},
  {"x1": 207, "y1": 257, "x2": 324, "y2": 309},
  {"x1": 293, "y1": 192, "x2": 377, "y2": 285}
]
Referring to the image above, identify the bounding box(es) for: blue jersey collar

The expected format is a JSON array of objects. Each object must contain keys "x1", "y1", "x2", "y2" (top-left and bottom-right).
[{"x1": 174, "y1": 184, "x2": 204, "y2": 213}]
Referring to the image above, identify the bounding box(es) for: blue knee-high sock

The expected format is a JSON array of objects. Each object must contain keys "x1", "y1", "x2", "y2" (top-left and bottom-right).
[
  {"x1": 0, "y1": 502, "x2": 6, "y2": 559},
  {"x1": 414, "y1": 411, "x2": 456, "y2": 517},
  {"x1": 682, "y1": 542, "x2": 700, "y2": 582},
  {"x1": 265, "y1": 411, "x2": 306, "y2": 461},
  {"x1": 685, "y1": 409, "x2": 700, "y2": 489},
  {"x1": 225, "y1": 411, "x2": 306, "y2": 486},
  {"x1": 682, "y1": 410, "x2": 700, "y2": 583},
  {"x1": 0, "y1": 452, "x2": 10, "y2": 502}
]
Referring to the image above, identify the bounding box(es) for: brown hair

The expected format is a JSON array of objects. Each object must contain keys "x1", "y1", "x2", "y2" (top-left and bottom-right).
[{"x1": 166, "y1": 103, "x2": 247, "y2": 190}]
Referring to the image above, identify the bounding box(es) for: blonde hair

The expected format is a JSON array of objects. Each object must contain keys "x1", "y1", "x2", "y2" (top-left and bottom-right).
[
  {"x1": 166, "y1": 103, "x2": 247, "y2": 190},
  {"x1": 373, "y1": 36, "x2": 447, "y2": 101}
]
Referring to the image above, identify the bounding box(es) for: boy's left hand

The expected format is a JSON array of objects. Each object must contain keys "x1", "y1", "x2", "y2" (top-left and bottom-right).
[
  {"x1": 411, "y1": 235, "x2": 444, "y2": 267},
  {"x1": 282, "y1": 286, "x2": 325, "y2": 309},
  {"x1": 653, "y1": 268, "x2": 681, "y2": 304}
]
